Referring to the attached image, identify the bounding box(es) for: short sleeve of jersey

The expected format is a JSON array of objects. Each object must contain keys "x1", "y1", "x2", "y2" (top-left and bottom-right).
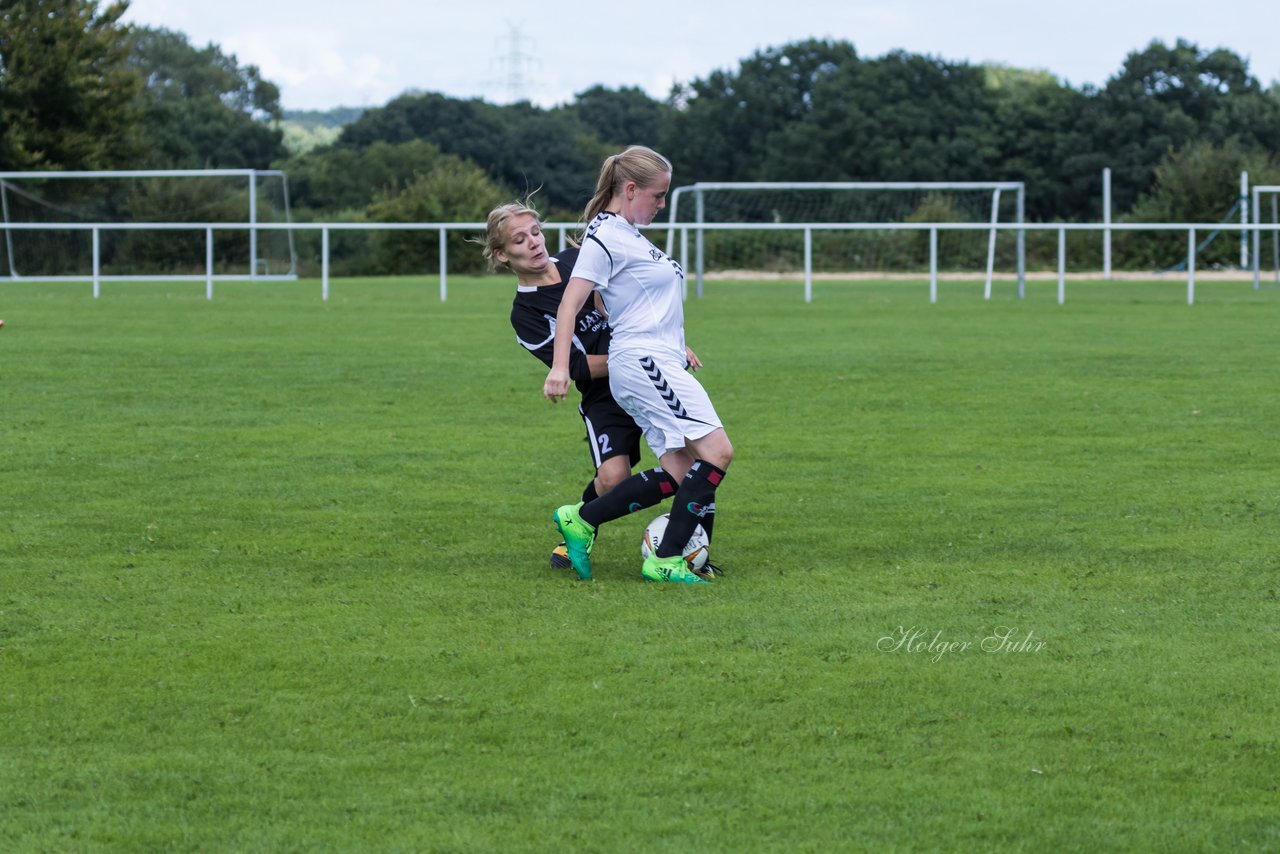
[
  {"x1": 551, "y1": 246, "x2": 580, "y2": 284},
  {"x1": 571, "y1": 231, "x2": 613, "y2": 290}
]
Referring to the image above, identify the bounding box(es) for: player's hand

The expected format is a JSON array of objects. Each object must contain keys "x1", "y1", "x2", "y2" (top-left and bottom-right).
[
  {"x1": 685, "y1": 346, "x2": 702, "y2": 371},
  {"x1": 544, "y1": 367, "x2": 570, "y2": 402}
]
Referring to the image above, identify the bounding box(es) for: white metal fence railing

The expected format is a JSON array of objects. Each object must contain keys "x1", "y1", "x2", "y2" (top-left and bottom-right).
[{"x1": 2, "y1": 221, "x2": 1279, "y2": 305}]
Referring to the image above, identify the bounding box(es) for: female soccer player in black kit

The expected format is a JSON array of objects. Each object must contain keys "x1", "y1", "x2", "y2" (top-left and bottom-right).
[{"x1": 481, "y1": 201, "x2": 719, "y2": 579}]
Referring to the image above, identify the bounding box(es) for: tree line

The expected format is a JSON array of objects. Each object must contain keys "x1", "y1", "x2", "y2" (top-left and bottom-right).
[{"x1": 4, "y1": 1, "x2": 1280, "y2": 273}]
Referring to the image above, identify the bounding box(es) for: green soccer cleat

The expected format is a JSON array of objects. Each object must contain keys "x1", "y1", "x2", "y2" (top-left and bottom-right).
[
  {"x1": 642, "y1": 552, "x2": 711, "y2": 584},
  {"x1": 552, "y1": 502, "x2": 596, "y2": 580}
]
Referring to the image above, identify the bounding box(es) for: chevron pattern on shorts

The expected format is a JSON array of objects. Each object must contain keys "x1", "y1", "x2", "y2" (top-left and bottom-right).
[{"x1": 639, "y1": 355, "x2": 689, "y2": 418}]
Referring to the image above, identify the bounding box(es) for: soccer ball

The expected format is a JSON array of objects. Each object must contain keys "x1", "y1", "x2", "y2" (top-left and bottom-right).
[{"x1": 640, "y1": 513, "x2": 709, "y2": 571}]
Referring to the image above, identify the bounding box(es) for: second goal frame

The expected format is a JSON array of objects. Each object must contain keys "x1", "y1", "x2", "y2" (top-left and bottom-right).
[
  {"x1": 665, "y1": 181, "x2": 1027, "y2": 298},
  {"x1": 0, "y1": 168, "x2": 298, "y2": 281}
]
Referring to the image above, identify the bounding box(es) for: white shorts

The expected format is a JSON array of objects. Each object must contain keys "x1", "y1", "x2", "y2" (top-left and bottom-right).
[{"x1": 607, "y1": 349, "x2": 723, "y2": 458}]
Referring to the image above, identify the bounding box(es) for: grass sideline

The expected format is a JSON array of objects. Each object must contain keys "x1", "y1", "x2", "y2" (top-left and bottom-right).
[{"x1": 2, "y1": 276, "x2": 1278, "y2": 851}]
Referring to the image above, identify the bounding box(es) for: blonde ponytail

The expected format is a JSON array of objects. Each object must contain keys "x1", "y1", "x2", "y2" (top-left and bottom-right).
[{"x1": 581, "y1": 146, "x2": 673, "y2": 232}]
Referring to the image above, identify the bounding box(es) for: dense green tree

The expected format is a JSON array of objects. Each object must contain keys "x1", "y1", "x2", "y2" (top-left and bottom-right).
[
  {"x1": 784, "y1": 50, "x2": 1001, "y2": 182},
  {"x1": 562, "y1": 85, "x2": 666, "y2": 148},
  {"x1": 499, "y1": 101, "x2": 611, "y2": 215},
  {"x1": 365, "y1": 154, "x2": 504, "y2": 274},
  {"x1": 0, "y1": 0, "x2": 142, "y2": 169},
  {"x1": 1080, "y1": 39, "x2": 1280, "y2": 213},
  {"x1": 288, "y1": 139, "x2": 471, "y2": 215},
  {"x1": 1130, "y1": 140, "x2": 1279, "y2": 224},
  {"x1": 663, "y1": 39, "x2": 858, "y2": 182},
  {"x1": 657, "y1": 36, "x2": 1280, "y2": 225},
  {"x1": 338, "y1": 92, "x2": 510, "y2": 164},
  {"x1": 126, "y1": 25, "x2": 285, "y2": 168},
  {"x1": 334, "y1": 92, "x2": 602, "y2": 213},
  {"x1": 8, "y1": 17, "x2": 1258, "y2": 236},
  {"x1": 986, "y1": 69, "x2": 1093, "y2": 220},
  {"x1": 1121, "y1": 140, "x2": 1280, "y2": 268}
]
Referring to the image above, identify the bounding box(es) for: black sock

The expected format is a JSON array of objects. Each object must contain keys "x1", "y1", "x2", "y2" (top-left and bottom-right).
[
  {"x1": 579, "y1": 467, "x2": 678, "y2": 528},
  {"x1": 575, "y1": 480, "x2": 601, "y2": 530},
  {"x1": 656, "y1": 461, "x2": 725, "y2": 558}
]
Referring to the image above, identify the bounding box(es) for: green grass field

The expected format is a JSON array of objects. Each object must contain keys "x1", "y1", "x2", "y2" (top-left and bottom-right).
[{"x1": 2, "y1": 276, "x2": 1278, "y2": 851}]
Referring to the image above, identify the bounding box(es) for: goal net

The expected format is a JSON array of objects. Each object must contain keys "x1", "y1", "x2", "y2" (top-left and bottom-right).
[
  {"x1": 663, "y1": 181, "x2": 1025, "y2": 285},
  {"x1": 1253, "y1": 185, "x2": 1280, "y2": 287},
  {"x1": 0, "y1": 169, "x2": 297, "y2": 280}
]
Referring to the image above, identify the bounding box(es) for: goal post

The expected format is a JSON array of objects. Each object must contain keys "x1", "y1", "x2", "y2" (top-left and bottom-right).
[
  {"x1": 1252, "y1": 185, "x2": 1280, "y2": 289},
  {"x1": 0, "y1": 169, "x2": 297, "y2": 281},
  {"x1": 664, "y1": 181, "x2": 1026, "y2": 297}
]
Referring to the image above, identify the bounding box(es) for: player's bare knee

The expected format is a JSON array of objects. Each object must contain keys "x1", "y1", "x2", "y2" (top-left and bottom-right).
[
  {"x1": 596, "y1": 471, "x2": 627, "y2": 494},
  {"x1": 717, "y1": 438, "x2": 734, "y2": 469},
  {"x1": 595, "y1": 458, "x2": 632, "y2": 494},
  {"x1": 702, "y1": 431, "x2": 733, "y2": 470}
]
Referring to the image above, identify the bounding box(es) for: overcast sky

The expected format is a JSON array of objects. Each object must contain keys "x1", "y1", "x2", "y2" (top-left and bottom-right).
[{"x1": 121, "y1": 0, "x2": 1280, "y2": 112}]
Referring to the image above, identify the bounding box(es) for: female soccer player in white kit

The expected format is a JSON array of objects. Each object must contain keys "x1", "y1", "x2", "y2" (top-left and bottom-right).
[{"x1": 544, "y1": 146, "x2": 734, "y2": 584}]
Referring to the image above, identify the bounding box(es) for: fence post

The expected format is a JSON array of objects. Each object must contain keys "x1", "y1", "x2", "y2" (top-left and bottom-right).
[
  {"x1": 986, "y1": 188, "x2": 1000, "y2": 299},
  {"x1": 1016, "y1": 187, "x2": 1026, "y2": 298},
  {"x1": 322, "y1": 227, "x2": 330, "y2": 301},
  {"x1": 1058, "y1": 227, "x2": 1066, "y2": 305},
  {"x1": 439, "y1": 228, "x2": 447, "y2": 302},
  {"x1": 1103, "y1": 167, "x2": 1112, "y2": 280},
  {"x1": 929, "y1": 227, "x2": 938, "y2": 304},
  {"x1": 1253, "y1": 191, "x2": 1261, "y2": 290},
  {"x1": 680, "y1": 226, "x2": 689, "y2": 300},
  {"x1": 206, "y1": 227, "x2": 214, "y2": 300},
  {"x1": 249, "y1": 172, "x2": 258, "y2": 280},
  {"x1": 803, "y1": 227, "x2": 813, "y2": 303},
  {"x1": 1240, "y1": 171, "x2": 1249, "y2": 269},
  {"x1": 1187, "y1": 227, "x2": 1196, "y2": 305},
  {"x1": 983, "y1": 223, "x2": 994, "y2": 300},
  {"x1": 92, "y1": 227, "x2": 101, "y2": 298},
  {"x1": 694, "y1": 189, "x2": 706, "y2": 298}
]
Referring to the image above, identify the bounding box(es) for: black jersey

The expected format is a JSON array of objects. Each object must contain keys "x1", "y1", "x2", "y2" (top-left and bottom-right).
[{"x1": 511, "y1": 247, "x2": 614, "y2": 409}]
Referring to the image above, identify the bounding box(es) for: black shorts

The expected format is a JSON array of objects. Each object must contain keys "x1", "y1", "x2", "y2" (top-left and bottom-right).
[{"x1": 580, "y1": 398, "x2": 643, "y2": 471}]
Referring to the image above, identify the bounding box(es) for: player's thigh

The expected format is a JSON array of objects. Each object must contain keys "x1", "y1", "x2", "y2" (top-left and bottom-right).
[{"x1": 610, "y1": 353, "x2": 723, "y2": 455}]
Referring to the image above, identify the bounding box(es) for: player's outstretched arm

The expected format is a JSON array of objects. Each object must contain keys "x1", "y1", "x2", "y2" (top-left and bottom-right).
[{"x1": 545, "y1": 276, "x2": 596, "y2": 401}]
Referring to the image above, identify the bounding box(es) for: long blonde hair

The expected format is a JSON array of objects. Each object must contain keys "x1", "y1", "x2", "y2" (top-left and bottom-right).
[
  {"x1": 582, "y1": 146, "x2": 672, "y2": 227},
  {"x1": 479, "y1": 200, "x2": 542, "y2": 272}
]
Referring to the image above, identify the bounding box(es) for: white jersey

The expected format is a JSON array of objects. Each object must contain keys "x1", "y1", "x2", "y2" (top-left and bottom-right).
[{"x1": 571, "y1": 212, "x2": 686, "y2": 360}]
